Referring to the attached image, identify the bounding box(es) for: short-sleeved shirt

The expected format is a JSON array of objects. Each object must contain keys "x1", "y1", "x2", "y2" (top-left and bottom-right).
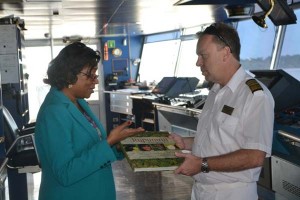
[{"x1": 192, "y1": 67, "x2": 275, "y2": 184}]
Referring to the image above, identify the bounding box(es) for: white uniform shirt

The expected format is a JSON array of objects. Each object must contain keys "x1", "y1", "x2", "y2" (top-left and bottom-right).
[{"x1": 192, "y1": 67, "x2": 275, "y2": 184}]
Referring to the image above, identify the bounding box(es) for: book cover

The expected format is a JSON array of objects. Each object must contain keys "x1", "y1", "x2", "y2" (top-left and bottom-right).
[{"x1": 120, "y1": 131, "x2": 184, "y2": 172}]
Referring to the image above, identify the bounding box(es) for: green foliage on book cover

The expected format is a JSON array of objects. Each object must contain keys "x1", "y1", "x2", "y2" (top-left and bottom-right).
[
  {"x1": 133, "y1": 131, "x2": 170, "y2": 137},
  {"x1": 121, "y1": 131, "x2": 184, "y2": 172},
  {"x1": 130, "y1": 157, "x2": 184, "y2": 169}
]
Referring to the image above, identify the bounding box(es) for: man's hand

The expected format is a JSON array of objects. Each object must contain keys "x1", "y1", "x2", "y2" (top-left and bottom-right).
[{"x1": 174, "y1": 152, "x2": 202, "y2": 176}]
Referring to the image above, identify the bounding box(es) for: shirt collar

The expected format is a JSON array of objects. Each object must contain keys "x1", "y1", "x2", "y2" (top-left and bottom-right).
[
  {"x1": 210, "y1": 66, "x2": 246, "y2": 94},
  {"x1": 225, "y1": 66, "x2": 246, "y2": 93}
]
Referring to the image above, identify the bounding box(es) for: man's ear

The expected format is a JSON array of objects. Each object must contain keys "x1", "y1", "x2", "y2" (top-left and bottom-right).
[{"x1": 223, "y1": 46, "x2": 231, "y2": 61}]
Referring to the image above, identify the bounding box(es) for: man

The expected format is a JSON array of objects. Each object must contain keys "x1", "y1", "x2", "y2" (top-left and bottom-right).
[{"x1": 170, "y1": 22, "x2": 274, "y2": 199}]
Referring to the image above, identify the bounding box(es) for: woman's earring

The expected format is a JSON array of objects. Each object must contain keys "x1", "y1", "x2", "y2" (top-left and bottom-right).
[{"x1": 68, "y1": 84, "x2": 73, "y2": 88}]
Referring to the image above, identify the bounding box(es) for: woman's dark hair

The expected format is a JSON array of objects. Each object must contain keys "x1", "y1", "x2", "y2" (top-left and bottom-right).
[{"x1": 46, "y1": 42, "x2": 101, "y2": 90}]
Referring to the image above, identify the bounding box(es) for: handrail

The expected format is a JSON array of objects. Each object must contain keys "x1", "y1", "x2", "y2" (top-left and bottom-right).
[{"x1": 278, "y1": 130, "x2": 300, "y2": 143}]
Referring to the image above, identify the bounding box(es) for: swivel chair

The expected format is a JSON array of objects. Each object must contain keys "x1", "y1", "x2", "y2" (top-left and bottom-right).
[{"x1": 2, "y1": 106, "x2": 40, "y2": 173}]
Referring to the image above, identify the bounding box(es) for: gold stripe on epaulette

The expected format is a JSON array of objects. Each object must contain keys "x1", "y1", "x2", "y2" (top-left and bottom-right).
[{"x1": 246, "y1": 79, "x2": 263, "y2": 93}]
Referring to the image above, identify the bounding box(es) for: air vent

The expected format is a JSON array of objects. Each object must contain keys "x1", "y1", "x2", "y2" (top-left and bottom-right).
[
  {"x1": 282, "y1": 180, "x2": 300, "y2": 198},
  {"x1": 26, "y1": 0, "x2": 61, "y2": 2},
  {"x1": 224, "y1": 4, "x2": 255, "y2": 19},
  {"x1": 0, "y1": 0, "x2": 23, "y2": 2}
]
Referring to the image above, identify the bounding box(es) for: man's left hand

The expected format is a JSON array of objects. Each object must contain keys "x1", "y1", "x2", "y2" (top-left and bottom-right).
[{"x1": 174, "y1": 152, "x2": 202, "y2": 176}]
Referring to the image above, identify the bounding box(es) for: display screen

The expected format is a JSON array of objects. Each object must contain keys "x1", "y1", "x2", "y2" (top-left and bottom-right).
[
  {"x1": 152, "y1": 77, "x2": 176, "y2": 94},
  {"x1": 152, "y1": 77, "x2": 199, "y2": 98}
]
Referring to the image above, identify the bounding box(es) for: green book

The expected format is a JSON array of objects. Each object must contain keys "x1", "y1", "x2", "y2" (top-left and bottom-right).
[{"x1": 120, "y1": 131, "x2": 184, "y2": 172}]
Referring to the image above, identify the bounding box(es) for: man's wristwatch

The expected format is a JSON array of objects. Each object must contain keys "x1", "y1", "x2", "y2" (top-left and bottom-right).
[{"x1": 201, "y1": 158, "x2": 210, "y2": 173}]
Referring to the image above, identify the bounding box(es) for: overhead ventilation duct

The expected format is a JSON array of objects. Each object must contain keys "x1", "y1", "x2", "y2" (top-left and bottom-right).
[
  {"x1": 174, "y1": 0, "x2": 256, "y2": 6},
  {"x1": 0, "y1": 0, "x2": 22, "y2": 2},
  {"x1": 174, "y1": 0, "x2": 256, "y2": 19},
  {"x1": 62, "y1": 35, "x2": 83, "y2": 43},
  {"x1": 26, "y1": 0, "x2": 61, "y2": 2}
]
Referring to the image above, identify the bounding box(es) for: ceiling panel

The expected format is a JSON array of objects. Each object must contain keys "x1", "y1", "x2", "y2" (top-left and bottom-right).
[{"x1": 0, "y1": 0, "x2": 258, "y2": 40}]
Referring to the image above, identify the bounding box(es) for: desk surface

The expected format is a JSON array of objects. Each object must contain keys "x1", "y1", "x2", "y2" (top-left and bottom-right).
[{"x1": 104, "y1": 88, "x2": 152, "y2": 94}]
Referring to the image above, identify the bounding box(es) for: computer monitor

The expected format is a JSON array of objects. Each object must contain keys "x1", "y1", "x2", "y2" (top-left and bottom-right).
[
  {"x1": 152, "y1": 77, "x2": 177, "y2": 94},
  {"x1": 251, "y1": 69, "x2": 300, "y2": 112},
  {"x1": 165, "y1": 77, "x2": 199, "y2": 98},
  {"x1": 152, "y1": 77, "x2": 199, "y2": 98}
]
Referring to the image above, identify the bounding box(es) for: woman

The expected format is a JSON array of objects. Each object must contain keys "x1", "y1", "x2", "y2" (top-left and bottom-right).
[{"x1": 35, "y1": 42, "x2": 144, "y2": 200}]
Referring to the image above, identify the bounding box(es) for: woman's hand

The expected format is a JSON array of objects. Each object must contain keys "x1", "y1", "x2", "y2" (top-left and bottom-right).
[
  {"x1": 168, "y1": 133, "x2": 185, "y2": 149},
  {"x1": 169, "y1": 133, "x2": 194, "y2": 150},
  {"x1": 107, "y1": 121, "x2": 145, "y2": 145}
]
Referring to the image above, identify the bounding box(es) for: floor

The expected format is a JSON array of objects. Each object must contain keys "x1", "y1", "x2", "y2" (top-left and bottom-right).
[
  {"x1": 113, "y1": 159, "x2": 193, "y2": 200},
  {"x1": 6, "y1": 159, "x2": 193, "y2": 200},
  {"x1": 4, "y1": 159, "x2": 288, "y2": 200}
]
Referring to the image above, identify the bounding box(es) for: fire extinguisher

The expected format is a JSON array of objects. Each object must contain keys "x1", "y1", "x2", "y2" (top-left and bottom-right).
[{"x1": 104, "y1": 42, "x2": 109, "y2": 61}]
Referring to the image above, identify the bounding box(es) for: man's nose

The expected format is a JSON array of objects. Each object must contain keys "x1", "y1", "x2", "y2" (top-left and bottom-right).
[{"x1": 196, "y1": 57, "x2": 203, "y2": 68}]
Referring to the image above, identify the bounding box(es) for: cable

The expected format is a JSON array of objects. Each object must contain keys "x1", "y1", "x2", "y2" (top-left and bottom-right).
[{"x1": 97, "y1": 0, "x2": 127, "y2": 35}]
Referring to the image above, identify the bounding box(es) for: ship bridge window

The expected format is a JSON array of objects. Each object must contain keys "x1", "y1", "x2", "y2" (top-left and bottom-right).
[
  {"x1": 139, "y1": 26, "x2": 206, "y2": 87},
  {"x1": 26, "y1": 44, "x2": 97, "y2": 121},
  {"x1": 175, "y1": 39, "x2": 205, "y2": 85},
  {"x1": 237, "y1": 18, "x2": 276, "y2": 70},
  {"x1": 138, "y1": 40, "x2": 180, "y2": 85},
  {"x1": 26, "y1": 46, "x2": 52, "y2": 121},
  {"x1": 277, "y1": 8, "x2": 300, "y2": 69}
]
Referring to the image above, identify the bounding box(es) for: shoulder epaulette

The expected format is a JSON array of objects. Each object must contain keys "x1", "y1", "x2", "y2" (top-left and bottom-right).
[{"x1": 245, "y1": 79, "x2": 263, "y2": 93}]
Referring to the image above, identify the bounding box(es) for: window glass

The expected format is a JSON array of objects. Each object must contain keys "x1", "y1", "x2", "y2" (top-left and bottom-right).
[
  {"x1": 145, "y1": 31, "x2": 180, "y2": 43},
  {"x1": 183, "y1": 25, "x2": 203, "y2": 35},
  {"x1": 138, "y1": 40, "x2": 180, "y2": 85},
  {"x1": 175, "y1": 39, "x2": 205, "y2": 85},
  {"x1": 26, "y1": 46, "x2": 52, "y2": 121},
  {"x1": 277, "y1": 8, "x2": 300, "y2": 69},
  {"x1": 26, "y1": 44, "x2": 98, "y2": 121},
  {"x1": 237, "y1": 18, "x2": 276, "y2": 70}
]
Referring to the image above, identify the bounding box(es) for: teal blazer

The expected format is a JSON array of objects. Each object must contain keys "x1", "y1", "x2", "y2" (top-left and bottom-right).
[{"x1": 35, "y1": 87, "x2": 122, "y2": 200}]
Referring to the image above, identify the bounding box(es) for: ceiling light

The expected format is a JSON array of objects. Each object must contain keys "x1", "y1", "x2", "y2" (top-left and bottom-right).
[{"x1": 225, "y1": 4, "x2": 255, "y2": 19}]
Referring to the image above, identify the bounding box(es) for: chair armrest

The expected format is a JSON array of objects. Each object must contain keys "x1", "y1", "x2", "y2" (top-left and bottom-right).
[
  {"x1": 23, "y1": 122, "x2": 36, "y2": 129},
  {"x1": 18, "y1": 127, "x2": 35, "y2": 136},
  {"x1": 6, "y1": 134, "x2": 34, "y2": 158},
  {"x1": 6, "y1": 133, "x2": 40, "y2": 168}
]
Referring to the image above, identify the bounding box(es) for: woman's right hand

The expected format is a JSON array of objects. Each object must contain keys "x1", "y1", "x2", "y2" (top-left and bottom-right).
[
  {"x1": 107, "y1": 121, "x2": 145, "y2": 145},
  {"x1": 168, "y1": 133, "x2": 185, "y2": 149}
]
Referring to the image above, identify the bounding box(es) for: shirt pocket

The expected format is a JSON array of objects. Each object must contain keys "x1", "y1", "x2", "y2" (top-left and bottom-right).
[{"x1": 214, "y1": 112, "x2": 239, "y2": 144}]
